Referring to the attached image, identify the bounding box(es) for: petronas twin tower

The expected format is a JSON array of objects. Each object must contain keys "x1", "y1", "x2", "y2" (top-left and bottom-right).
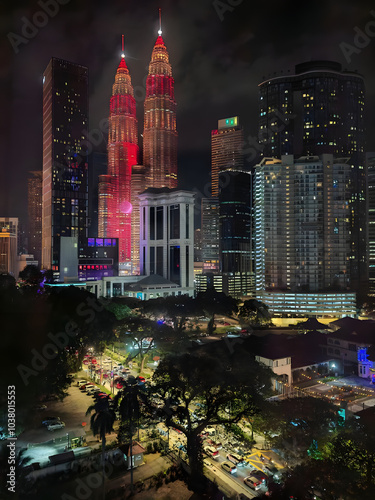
[{"x1": 98, "y1": 25, "x2": 177, "y2": 274}]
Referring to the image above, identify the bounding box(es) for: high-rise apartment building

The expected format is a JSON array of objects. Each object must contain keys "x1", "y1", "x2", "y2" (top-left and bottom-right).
[
  {"x1": 258, "y1": 61, "x2": 366, "y2": 291},
  {"x1": 143, "y1": 28, "x2": 177, "y2": 189},
  {"x1": 139, "y1": 188, "x2": 194, "y2": 292},
  {"x1": 211, "y1": 117, "x2": 243, "y2": 197},
  {"x1": 28, "y1": 170, "x2": 42, "y2": 266},
  {"x1": 201, "y1": 198, "x2": 220, "y2": 272},
  {"x1": 0, "y1": 217, "x2": 18, "y2": 276},
  {"x1": 42, "y1": 58, "x2": 88, "y2": 277},
  {"x1": 98, "y1": 53, "x2": 139, "y2": 274},
  {"x1": 254, "y1": 155, "x2": 351, "y2": 295}
]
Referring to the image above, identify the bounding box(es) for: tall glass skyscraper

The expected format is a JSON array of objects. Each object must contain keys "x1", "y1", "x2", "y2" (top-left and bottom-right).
[
  {"x1": 143, "y1": 28, "x2": 177, "y2": 189},
  {"x1": 218, "y1": 170, "x2": 251, "y2": 274},
  {"x1": 258, "y1": 61, "x2": 367, "y2": 291},
  {"x1": 42, "y1": 58, "x2": 88, "y2": 277},
  {"x1": 98, "y1": 53, "x2": 139, "y2": 273}
]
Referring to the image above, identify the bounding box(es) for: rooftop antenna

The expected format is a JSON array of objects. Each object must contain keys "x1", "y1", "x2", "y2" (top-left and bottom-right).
[
  {"x1": 158, "y1": 8, "x2": 162, "y2": 35},
  {"x1": 121, "y1": 34, "x2": 125, "y2": 58}
]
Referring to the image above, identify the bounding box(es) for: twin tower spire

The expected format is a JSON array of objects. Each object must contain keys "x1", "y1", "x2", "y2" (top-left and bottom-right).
[{"x1": 98, "y1": 16, "x2": 177, "y2": 274}]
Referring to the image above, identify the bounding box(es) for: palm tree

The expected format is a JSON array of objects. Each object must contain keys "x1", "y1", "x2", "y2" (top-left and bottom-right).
[
  {"x1": 114, "y1": 376, "x2": 149, "y2": 490},
  {"x1": 86, "y1": 395, "x2": 116, "y2": 500}
]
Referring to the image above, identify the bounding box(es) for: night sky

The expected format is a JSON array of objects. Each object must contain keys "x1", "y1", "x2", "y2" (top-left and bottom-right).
[{"x1": 1, "y1": 0, "x2": 375, "y2": 224}]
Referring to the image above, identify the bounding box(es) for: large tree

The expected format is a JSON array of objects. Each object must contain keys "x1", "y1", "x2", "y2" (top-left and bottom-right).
[
  {"x1": 195, "y1": 290, "x2": 238, "y2": 335},
  {"x1": 151, "y1": 341, "x2": 273, "y2": 491},
  {"x1": 238, "y1": 298, "x2": 272, "y2": 327},
  {"x1": 140, "y1": 295, "x2": 201, "y2": 335}
]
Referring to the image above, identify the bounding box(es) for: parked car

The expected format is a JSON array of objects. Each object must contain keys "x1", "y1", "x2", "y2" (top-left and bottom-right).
[
  {"x1": 227, "y1": 452, "x2": 246, "y2": 466},
  {"x1": 83, "y1": 384, "x2": 95, "y2": 392},
  {"x1": 203, "y1": 426, "x2": 216, "y2": 436},
  {"x1": 47, "y1": 421, "x2": 65, "y2": 431},
  {"x1": 221, "y1": 461, "x2": 237, "y2": 474},
  {"x1": 42, "y1": 417, "x2": 61, "y2": 426},
  {"x1": 77, "y1": 380, "x2": 87, "y2": 387},
  {"x1": 244, "y1": 475, "x2": 262, "y2": 490},
  {"x1": 204, "y1": 446, "x2": 219, "y2": 459},
  {"x1": 86, "y1": 387, "x2": 99, "y2": 395}
]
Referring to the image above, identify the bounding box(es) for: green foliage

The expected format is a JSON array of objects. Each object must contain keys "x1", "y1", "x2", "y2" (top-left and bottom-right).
[
  {"x1": 225, "y1": 423, "x2": 254, "y2": 445},
  {"x1": 238, "y1": 299, "x2": 271, "y2": 326},
  {"x1": 151, "y1": 342, "x2": 272, "y2": 490}
]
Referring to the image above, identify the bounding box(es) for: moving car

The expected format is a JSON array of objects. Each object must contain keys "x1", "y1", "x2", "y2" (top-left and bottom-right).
[
  {"x1": 251, "y1": 469, "x2": 269, "y2": 485},
  {"x1": 263, "y1": 464, "x2": 281, "y2": 481},
  {"x1": 226, "y1": 452, "x2": 246, "y2": 466},
  {"x1": 244, "y1": 475, "x2": 262, "y2": 490},
  {"x1": 221, "y1": 461, "x2": 237, "y2": 474},
  {"x1": 204, "y1": 446, "x2": 219, "y2": 459},
  {"x1": 47, "y1": 421, "x2": 65, "y2": 431}
]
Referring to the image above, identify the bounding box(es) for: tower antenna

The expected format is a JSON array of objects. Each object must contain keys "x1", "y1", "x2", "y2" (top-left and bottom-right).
[
  {"x1": 158, "y1": 8, "x2": 162, "y2": 35},
  {"x1": 121, "y1": 34, "x2": 125, "y2": 57}
]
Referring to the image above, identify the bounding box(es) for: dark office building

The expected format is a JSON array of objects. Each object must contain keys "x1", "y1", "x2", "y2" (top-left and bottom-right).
[
  {"x1": 42, "y1": 58, "x2": 89, "y2": 279},
  {"x1": 218, "y1": 170, "x2": 251, "y2": 274},
  {"x1": 28, "y1": 170, "x2": 42, "y2": 265},
  {"x1": 259, "y1": 61, "x2": 367, "y2": 291}
]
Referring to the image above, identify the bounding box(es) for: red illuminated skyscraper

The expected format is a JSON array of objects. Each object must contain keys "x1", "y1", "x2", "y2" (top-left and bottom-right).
[
  {"x1": 99, "y1": 44, "x2": 139, "y2": 272},
  {"x1": 143, "y1": 17, "x2": 177, "y2": 188}
]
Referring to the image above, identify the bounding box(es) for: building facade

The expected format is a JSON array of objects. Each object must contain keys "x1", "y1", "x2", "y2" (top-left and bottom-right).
[
  {"x1": 219, "y1": 169, "x2": 251, "y2": 274},
  {"x1": 211, "y1": 116, "x2": 243, "y2": 197},
  {"x1": 88, "y1": 152, "x2": 107, "y2": 238},
  {"x1": 130, "y1": 165, "x2": 146, "y2": 275},
  {"x1": 143, "y1": 30, "x2": 177, "y2": 189},
  {"x1": 42, "y1": 58, "x2": 88, "y2": 278},
  {"x1": 98, "y1": 54, "x2": 139, "y2": 274},
  {"x1": 201, "y1": 198, "x2": 220, "y2": 272},
  {"x1": 139, "y1": 188, "x2": 194, "y2": 292},
  {"x1": 258, "y1": 61, "x2": 367, "y2": 291},
  {"x1": 28, "y1": 170, "x2": 43, "y2": 266},
  {"x1": 367, "y1": 152, "x2": 375, "y2": 295},
  {"x1": 254, "y1": 155, "x2": 355, "y2": 316},
  {"x1": 0, "y1": 217, "x2": 18, "y2": 276}
]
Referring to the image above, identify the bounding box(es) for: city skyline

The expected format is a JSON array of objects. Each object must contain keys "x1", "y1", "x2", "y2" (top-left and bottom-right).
[{"x1": 2, "y1": 0, "x2": 375, "y2": 223}]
